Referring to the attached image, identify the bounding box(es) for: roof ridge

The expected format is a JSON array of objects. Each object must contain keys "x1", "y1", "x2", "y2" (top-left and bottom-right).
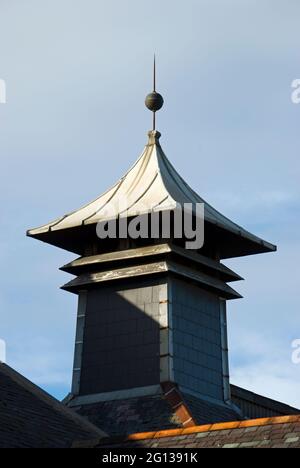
[
  {"x1": 126, "y1": 414, "x2": 300, "y2": 441},
  {"x1": 75, "y1": 414, "x2": 300, "y2": 448}
]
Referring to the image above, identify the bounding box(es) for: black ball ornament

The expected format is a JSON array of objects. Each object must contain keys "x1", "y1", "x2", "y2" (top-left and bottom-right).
[{"x1": 145, "y1": 92, "x2": 164, "y2": 112}]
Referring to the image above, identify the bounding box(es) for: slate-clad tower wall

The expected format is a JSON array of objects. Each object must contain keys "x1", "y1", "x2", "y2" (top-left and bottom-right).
[
  {"x1": 171, "y1": 279, "x2": 226, "y2": 401},
  {"x1": 70, "y1": 268, "x2": 231, "y2": 406},
  {"x1": 75, "y1": 280, "x2": 163, "y2": 396}
]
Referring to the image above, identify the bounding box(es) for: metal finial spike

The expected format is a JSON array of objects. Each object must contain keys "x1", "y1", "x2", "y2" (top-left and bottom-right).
[
  {"x1": 153, "y1": 54, "x2": 156, "y2": 92},
  {"x1": 145, "y1": 55, "x2": 164, "y2": 131}
]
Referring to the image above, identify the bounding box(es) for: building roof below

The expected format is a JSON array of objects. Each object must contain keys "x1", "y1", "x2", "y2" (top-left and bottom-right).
[
  {"x1": 71, "y1": 391, "x2": 241, "y2": 436},
  {"x1": 0, "y1": 363, "x2": 105, "y2": 448}
]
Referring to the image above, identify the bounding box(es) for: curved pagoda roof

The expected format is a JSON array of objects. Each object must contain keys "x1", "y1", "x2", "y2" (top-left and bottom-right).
[{"x1": 27, "y1": 130, "x2": 276, "y2": 259}]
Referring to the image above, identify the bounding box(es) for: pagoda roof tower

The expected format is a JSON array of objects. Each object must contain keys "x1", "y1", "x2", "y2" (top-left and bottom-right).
[{"x1": 27, "y1": 60, "x2": 278, "y2": 429}]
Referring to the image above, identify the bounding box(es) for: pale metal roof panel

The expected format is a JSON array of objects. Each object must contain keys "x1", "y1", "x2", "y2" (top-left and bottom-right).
[{"x1": 27, "y1": 131, "x2": 276, "y2": 256}]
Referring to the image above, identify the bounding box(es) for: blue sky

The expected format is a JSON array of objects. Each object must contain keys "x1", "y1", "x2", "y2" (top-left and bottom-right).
[{"x1": 0, "y1": 0, "x2": 300, "y2": 405}]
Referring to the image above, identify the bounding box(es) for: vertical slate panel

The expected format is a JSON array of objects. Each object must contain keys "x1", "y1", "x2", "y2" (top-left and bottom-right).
[
  {"x1": 79, "y1": 280, "x2": 163, "y2": 395},
  {"x1": 171, "y1": 278, "x2": 224, "y2": 401},
  {"x1": 72, "y1": 291, "x2": 87, "y2": 395}
]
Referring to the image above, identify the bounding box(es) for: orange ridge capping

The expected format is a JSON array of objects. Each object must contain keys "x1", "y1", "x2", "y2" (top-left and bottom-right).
[
  {"x1": 160, "y1": 381, "x2": 197, "y2": 428},
  {"x1": 127, "y1": 414, "x2": 300, "y2": 442}
]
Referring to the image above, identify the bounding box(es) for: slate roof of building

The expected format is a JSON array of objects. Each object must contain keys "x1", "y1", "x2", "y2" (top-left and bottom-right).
[
  {"x1": 70, "y1": 383, "x2": 300, "y2": 438},
  {"x1": 73, "y1": 415, "x2": 300, "y2": 449},
  {"x1": 72, "y1": 394, "x2": 182, "y2": 436},
  {"x1": 0, "y1": 363, "x2": 105, "y2": 448},
  {"x1": 1, "y1": 360, "x2": 299, "y2": 448},
  {"x1": 231, "y1": 384, "x2": 300, "y2": 419},
  {"x1": 72, "y1": 392, "x2": 241, "y2": 436}
]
